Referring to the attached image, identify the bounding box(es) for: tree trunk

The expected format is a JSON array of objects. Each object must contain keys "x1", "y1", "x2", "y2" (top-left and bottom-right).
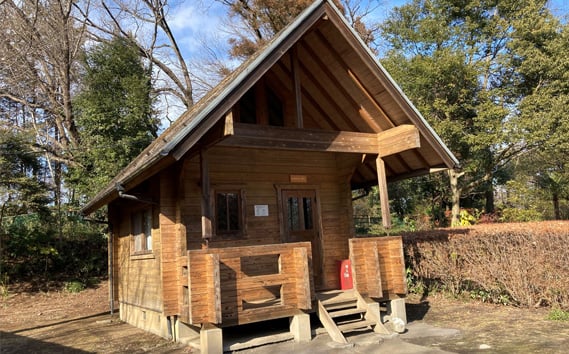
[
  {"x1": 553, "y1": 192, "x2": 561, "y2": 220},
  {"x1": 448, "y1": 169, "x2": 462, "y2": 227},
  {"x1": 485, "y1": 184, "x2": 495, "y2": 214}
]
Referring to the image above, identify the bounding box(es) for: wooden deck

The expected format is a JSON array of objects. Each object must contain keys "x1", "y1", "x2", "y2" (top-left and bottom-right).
[{"x1": 177, "y1": 236, "x2": 406, "y2": 329}]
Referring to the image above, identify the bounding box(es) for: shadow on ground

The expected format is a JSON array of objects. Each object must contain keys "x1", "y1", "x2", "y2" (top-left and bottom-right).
[
  {"x1": 0, "y1": 331, "x2": 89, "y2": 354},
  {"x1": 406, "y1": 300, "x2": 431, "y2": 323}
]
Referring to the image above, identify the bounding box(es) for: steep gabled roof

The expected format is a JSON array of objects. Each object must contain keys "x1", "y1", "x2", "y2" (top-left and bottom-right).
[{"x1": 81, "y1": 0, "x2": 458, "y2": 215}]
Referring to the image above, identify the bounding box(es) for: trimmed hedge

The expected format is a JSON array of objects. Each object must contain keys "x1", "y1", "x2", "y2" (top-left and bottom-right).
[{"x1": 402, "y1": 222, "x2": 569, "y2": 309}]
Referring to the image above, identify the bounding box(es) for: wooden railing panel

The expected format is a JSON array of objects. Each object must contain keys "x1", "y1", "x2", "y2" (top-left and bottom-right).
[
  {"x1": 349, "y1": 239, "x2": 382, "y2": 297},
  {"x1": 376, "y1": 236, "x2": 407, "y2": 295},
  {"x1": 293, "y1": 247, "x2": 312, "y2": 309},
  {"x1": 183, "y1": 242, "x2": 313, "y2": 326},
  {"x1": 187, "y1": 252, "x2": 221, "y2": 324},
  {"x1": 349, "y1": 236, "x2": 406, "y2": 299}
]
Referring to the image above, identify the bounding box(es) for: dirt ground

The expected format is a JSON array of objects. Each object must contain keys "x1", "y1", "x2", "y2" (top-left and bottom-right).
[{"x1": 1, "y1": 280, "x2": 568, "y2": 353}]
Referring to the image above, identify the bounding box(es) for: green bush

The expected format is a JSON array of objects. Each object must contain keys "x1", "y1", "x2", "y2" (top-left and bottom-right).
[
  {"x1": 1, "y1": 211, "x2": 107, "y2": 284},
  {"x1": 500, "y1": 208, "x2": 543, "y2": 222}
]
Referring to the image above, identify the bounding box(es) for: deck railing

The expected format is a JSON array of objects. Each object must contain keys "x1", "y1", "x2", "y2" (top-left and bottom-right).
[
  {"x1": 179, "y1": 242, "x2": 313, "y2": 326},
  {"x1": 349, "y1": 236, "x2": 407, "y2": 299}
]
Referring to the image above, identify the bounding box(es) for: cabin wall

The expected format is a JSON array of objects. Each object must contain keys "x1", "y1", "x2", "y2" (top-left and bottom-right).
[
  {"x1": 181, "y1": 146, "x2": 358, "y2": 290},
  {"x1": 109, "y1": 177, "x2": 169, "y2": 338}
]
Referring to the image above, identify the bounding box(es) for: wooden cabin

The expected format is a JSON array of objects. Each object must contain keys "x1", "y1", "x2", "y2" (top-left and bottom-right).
[{"x1": 81, "y1": 1, "x2": 459, "y2": 352}]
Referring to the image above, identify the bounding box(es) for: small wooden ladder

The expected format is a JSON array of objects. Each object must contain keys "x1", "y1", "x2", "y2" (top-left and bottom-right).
[{"x1": 316, "y1": 289, "x2": 389, "y2": 344}]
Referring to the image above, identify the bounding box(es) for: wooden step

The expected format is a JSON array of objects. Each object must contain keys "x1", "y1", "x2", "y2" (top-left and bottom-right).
[
  {"x1": 317, "y1": 289, "x2": 356, "y2": 305},
  {"x1": 323, "y1": 300, "x2": 357, "y2": 312},
  {"x1": 329, "y1": 307, "x2": 366, "y2": 318},
  {"x1": 337, "y1": 318, "x2": 377, "y2": 332},
  {"x1": 315, "y1": 289, "x2": 382, "y2": 343}
]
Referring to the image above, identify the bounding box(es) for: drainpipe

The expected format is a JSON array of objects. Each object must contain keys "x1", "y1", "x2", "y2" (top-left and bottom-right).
[
  {"x1": 109, "y1": 223, "x2": 114, "y2": 316},
  {"x1": 116, "y1": 183, "x2": 155, "y2": 204}
]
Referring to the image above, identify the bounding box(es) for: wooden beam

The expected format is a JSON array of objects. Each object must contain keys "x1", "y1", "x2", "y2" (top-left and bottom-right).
[
  {"x1": 322, "y1": 5, "x2": 458, "y2": 169},
  {"x1": 220, "y1": 123, "x2": 379, "y2": 153},
  {"x1": 275, "y1": 58, "x2": 345, "y2": 130},
  {"x1": 299, "y1": 40, "x2": 380, "y2": 132},
  {"x1": 224, "y1": 110, "x2": 234, "y2": 136},
  {"x1": 219, "y1": 123, "x2": 420, "y2": 157},
  {"x1": 200, "y1": 150, "x2": 212, "y2": 240},
  {"x1": 377, "y1": 125, "x2": 420, "y2": 157},
  {"x1": 376, "y1": 157, "x2": 391, "y2": 228},
  {"x1": 291, "y1": 47, "x2": 303, "y2": 128}
]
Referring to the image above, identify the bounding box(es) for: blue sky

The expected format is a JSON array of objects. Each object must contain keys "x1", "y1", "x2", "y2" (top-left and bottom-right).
[{"x1": 168, "y1": 0, "x2": 568, "y2": 61}]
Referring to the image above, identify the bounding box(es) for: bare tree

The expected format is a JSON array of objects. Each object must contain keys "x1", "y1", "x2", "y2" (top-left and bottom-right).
[
  {"x1": 1, "y1": 0, "x2": 86, "y2": 157},
  {"x1": 217, "y1": 0, "x2": 383, "y2": 59}
]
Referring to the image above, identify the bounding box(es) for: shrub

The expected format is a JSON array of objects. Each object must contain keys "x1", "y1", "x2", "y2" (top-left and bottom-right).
[
  {"x1": 1, "y1": 212, "x2": 107, "y2": 284},
  {"x1": 500, "y1": 208, "x2": 543, "y2": 222},
  {"x1": 64, "y1": 280, "x2": 86, "y2": 293},
  {"x1": 403, "y1": 222, "x2": 569, "y2": 309}
]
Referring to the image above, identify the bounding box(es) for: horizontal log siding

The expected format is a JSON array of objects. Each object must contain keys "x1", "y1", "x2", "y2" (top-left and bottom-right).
[
  {"x1": 112, "y1": 189, "x2": 163, "y2": 314},
  {"x1": 181, "y1": 147, "x2": 357, "y2": 291}
]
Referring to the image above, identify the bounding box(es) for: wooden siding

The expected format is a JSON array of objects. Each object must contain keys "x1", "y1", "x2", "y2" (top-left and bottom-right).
[
  {"x1": 160, "y1": 168, "x2": 183, "y2": 316},
  {"x1": 181, "y1": 146, "x2": 356, "y2": 290},
  {"x1": 111, "y1": 178, "x2": 163, "y2": 315}
]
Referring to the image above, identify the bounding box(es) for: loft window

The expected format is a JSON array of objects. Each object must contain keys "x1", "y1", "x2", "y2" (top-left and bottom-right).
[
  {"x1": 237, "y1": 85, "x2": 284, "y2": 126},
  {"x1": 239, "y1": 88, "x2": 257, "y2": 124},
  {"x1": 132, "y1": 208, "x2": 153, "y2": 253},
  {"x1": 267, "y1": 87, "x2": 284, "y2": 126},
  {"x1": 215, "y1": 191, "x2": 244, "y2": 236}
]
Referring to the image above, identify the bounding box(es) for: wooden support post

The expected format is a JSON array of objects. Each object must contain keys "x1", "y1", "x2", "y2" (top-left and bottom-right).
[
  {"x1": 200, "y1": 323, "x2": 223, "y2": 354},
  {"x1": 224, "y1": 110, "x2": 234, "y2": 136},
  {"x1": 291, "y1": 47, "x2": 303, "y2": 128},
  {"x1": 376, "y1": 157, "x2": 391, "y2": 228},
  {"x1": 200, "y1": 150, "x2": 212, "y2": 242},
  {"x1": 289, "y1": 313, "x2": 311, "y2": 343}
]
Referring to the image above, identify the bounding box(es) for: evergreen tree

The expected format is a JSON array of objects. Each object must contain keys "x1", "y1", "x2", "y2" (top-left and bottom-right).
[
  {"x1": 380, "y1": 0, "x2": 567, "y2": 220},
  {"x1": 71, "y1": 37, "x2": 158, "y2": 200}
]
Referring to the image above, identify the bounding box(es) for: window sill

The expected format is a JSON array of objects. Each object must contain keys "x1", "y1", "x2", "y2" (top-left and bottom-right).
[{"x1": 131, "y1": 252, "x2": 155, "y2": 260}]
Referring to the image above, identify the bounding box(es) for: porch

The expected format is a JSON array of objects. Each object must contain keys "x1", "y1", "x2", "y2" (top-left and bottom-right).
[{"x1": 176, "y1": 237, "x2": 407, "y2": 351}]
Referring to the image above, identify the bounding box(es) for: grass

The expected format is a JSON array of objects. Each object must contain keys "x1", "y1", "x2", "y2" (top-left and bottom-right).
[{"x1": 546, "y1": 308, "x2": 569, "y2": 321}]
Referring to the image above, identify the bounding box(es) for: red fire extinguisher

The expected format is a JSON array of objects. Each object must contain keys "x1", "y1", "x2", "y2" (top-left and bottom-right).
[{"x1": 338, "y1": 259, "x2": 353, "y2": 290}]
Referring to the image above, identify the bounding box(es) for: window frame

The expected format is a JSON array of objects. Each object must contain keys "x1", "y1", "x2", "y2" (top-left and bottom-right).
[
  {"x1": 212, "y1": 188, "x2": 247, "y2": 239},
  {"x1": 131, "y1": 206, "x2": 154, "y2": 255}
]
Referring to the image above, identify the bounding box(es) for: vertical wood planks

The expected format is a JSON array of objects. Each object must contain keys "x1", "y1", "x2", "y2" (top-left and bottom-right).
[{"x1": 349, "y1": 236, "x2": 406, "y2": 299}]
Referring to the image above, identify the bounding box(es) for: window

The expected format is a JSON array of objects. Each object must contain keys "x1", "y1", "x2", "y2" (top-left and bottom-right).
[
  {"x1": 132, "y1": 208, "x2": 153, "y2": 253},
  {"x1": 286, "y1": 196, "x2": 313, "y2": 231},
  {"x1": 215, "y1": 191, "x2": 243, "y2": 236},
  {"x1": 267, "y1": 87, "x2": 284, "y2": 126},
  {"x1": 237, "y1": 84, "x2": 283, "y2": 126},
  {"x1": 238, "y1": 88, "x2": 257, "y2": 124}
]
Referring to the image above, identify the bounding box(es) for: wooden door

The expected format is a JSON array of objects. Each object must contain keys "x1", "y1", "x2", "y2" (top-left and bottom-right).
[{"x1": 281, "y1": 189, "x2": 323, "y2": 288}]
